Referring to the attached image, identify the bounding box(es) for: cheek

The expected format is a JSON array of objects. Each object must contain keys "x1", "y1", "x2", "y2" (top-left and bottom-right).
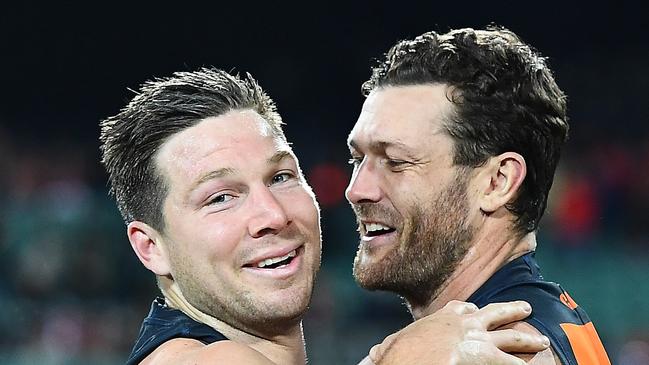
[
  {"x1": 202, "y1": 218, "x2": 245, "y2": 255},
  {"x1": 171, "y1": 215, "x2": 243, "y2": 263},
  {"x1": 384, "y1": 171, "x2": 415, "y2": 197},
  {"x1": 293, "y1": 193, "x2": 320, "y2": 228},
  {"x1": 390, "y1": 183, "x2": 423, "y2": 213},
  {"x1": 277, "y1": 184, "x2": 319, "y2": 220}
]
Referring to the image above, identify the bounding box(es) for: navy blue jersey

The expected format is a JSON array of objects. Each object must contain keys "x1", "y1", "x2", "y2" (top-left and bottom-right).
[
  {"x1": 125, "y1": 297, "x2": 227, "y2": 365},
  {"x1": 467, "y1": 252, "x2": 610, "y2": 365}
]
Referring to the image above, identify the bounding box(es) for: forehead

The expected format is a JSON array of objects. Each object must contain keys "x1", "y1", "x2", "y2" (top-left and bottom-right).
[
  {"x1": 348, "y1": 84, "x2": 454, "y2": 150},
  {"x1": 155, "y1": 109, "x2": 291, "y2": 183}
]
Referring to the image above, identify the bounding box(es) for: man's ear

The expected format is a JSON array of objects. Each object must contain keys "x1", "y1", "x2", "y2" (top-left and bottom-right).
[
  {"x1": 478, "y1": 152, "x2": 527, "y2": 214},
  {"x1": 127, "y1": 221, "x2": 171, "y2": 276}
]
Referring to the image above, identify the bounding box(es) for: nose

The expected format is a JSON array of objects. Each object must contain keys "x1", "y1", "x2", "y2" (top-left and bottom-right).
[
  {"x1": 248, "y1": 185, "x2": 290, "y2": 238},
  {"x1": 345, "y1": 160, "x2": 382, "y2": 204}
]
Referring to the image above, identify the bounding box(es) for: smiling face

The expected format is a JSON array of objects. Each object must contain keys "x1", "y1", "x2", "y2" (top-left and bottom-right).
[
  {"x1": 346, "y1": 84, "x2": 477, "y2": 306},
  {"x1": 153, "y1": 109, "x2": 321, "y2": 334}
]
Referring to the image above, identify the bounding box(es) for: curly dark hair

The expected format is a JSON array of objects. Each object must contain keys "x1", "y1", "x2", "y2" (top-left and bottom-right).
[
  {"x1": 100, "y1": 68, "x2": 285, "y2": 230},
  {"x1": 363, "y1": 27, "x2": 569, "y2": 234}
]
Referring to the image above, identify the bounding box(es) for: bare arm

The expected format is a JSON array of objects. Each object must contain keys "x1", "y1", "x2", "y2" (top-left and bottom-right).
[
  {"x1": 361, "y1": 301, "x2": 551, "y2": 365},
  {"x1": 140, "y1": 338, "x2": 276, "y2": 365}
]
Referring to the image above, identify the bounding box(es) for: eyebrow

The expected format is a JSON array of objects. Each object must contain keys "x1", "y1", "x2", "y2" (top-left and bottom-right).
[
  {"x1": 348, "y1": 139, "x2": 412, "y2": 154},
  {"x1": 268, "y1": 150, "x2": 293, "y2": 164},
  {"x1": 188, "y1": 150, "x2": 294, "y2": 193},
  {"x1": 190, "y1": 167, "x2": 237, "y2": 193}
]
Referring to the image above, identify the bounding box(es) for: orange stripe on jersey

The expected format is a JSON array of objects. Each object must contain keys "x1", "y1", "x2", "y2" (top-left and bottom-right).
[
  {"x1": 560, "y1": 292, "x2": 579, "y2": 310},
  {"x1": 560, "y1": 322, "x2": 611, "y2": 365}
]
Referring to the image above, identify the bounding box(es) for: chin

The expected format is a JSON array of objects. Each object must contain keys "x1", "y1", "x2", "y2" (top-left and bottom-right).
[
  {"x1": 352, "y1": 263, "x2": 382, "y2": 290},
  {"x1": 270, "y1": 285, "x2": 313, "y2": 317},
  {"x1": 352, "y1": 250, "x2": 409, "y2": 294},
  {"x1": 353, "y1": 243, "x2": 393, "y2": 274},
  {"x1": 253, "y1": 298, "x2": 310, "y2": 332}
]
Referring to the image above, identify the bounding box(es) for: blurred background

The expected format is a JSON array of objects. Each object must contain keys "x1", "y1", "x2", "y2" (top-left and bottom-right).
[{"x1": 1, "y1": 1, "x2": 648, "y2": 364}]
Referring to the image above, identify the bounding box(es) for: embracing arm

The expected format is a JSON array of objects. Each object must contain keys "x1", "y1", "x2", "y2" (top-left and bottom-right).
[{"x1": 360, "y1": 301, "x2": 552, "y2": 365}]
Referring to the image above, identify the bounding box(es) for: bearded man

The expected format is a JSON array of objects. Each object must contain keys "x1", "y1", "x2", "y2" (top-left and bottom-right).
[{"x1": 347, "y1": 27, "x2": 611, "y2": 364}]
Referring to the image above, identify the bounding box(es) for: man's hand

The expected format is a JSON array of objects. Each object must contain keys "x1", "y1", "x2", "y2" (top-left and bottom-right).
[{"x1": 366, "y1": 300, "x2": 550, "y2": 365}]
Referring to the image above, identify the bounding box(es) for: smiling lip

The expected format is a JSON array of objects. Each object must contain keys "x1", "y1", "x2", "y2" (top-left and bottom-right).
[
  {"x1": 361, "y1": 230, "x2": 398, "y2": 247},
  {"x1": 244, "y1": 244, "x2": 303, "y2": 266},
  {"x1": 242, "y1": 245, "x2": 304, "y2": 279},
  {"x1": 355, "y1": 218, "x2": 397, "y2": 249}
]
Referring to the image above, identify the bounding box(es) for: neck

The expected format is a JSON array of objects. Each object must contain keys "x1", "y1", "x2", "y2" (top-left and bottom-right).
[
  {"x1": 409, "y1": 228, "x2": 537, "y2": 320},
  {"x1": 160, "y1": 278, "x2": 307, "y2": 365}
]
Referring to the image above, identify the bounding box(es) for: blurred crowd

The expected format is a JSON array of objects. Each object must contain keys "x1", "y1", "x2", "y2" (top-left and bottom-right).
[{"x1": 0, "y1": 125, "x2": 647, "y2": 364}]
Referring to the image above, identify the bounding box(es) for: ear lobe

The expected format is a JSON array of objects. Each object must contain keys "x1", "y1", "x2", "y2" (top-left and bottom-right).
[
  {"x1": 127, "y1": 221, "x2": 171, "y2": 276},
  {"x1": 479, "y1": 152, "x2": 526, "y2": 213}
]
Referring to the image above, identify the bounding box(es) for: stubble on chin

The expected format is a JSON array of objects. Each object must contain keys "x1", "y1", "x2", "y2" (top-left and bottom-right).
[{"x1": 351, "y1": 175, "x2": 474, "y2": 307}]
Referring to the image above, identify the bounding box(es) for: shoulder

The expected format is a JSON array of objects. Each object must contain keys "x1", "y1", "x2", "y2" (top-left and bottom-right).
[
  {"x1": 500, "y1": 321, "x2": 562, "y2": 365},
  {"x1": 486, "y1": 279, "x2": 587, "y2": 328},
  {"x1": 489, "y1": 287, "x2": 611, "y2": 364},
  {"x1": 139, "y1": 338, "x2": 275, "y2": 365},
  {"x1": 127, "y1": 299, "x2": 229, "y2": 364}
]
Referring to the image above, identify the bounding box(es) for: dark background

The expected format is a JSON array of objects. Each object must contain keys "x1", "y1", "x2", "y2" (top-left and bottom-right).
[{"x1": 1, "y1": 1, "x2": 648, "y2": 364}]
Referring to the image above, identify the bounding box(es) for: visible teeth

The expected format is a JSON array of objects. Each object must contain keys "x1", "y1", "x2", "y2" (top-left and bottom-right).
[
  {"x1": 364, "y1": 223, "x2": 391, "y2": 233},
  {"x1": 256, "y1": 249, "x2": 297, "y2": 268}
]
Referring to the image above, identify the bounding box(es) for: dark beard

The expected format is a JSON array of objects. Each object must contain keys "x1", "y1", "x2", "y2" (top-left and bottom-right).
[{"x1": 352, "y1": 173, "x2": 474, "y2": 308}]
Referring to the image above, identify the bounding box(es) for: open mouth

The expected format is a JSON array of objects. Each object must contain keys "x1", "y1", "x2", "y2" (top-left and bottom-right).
[
  {"x1": 364, "y1": 222, "x2": 396, "y2": 237},
  {"x1": 245, "y1": 248, "x2": 299, "y2": 270}
]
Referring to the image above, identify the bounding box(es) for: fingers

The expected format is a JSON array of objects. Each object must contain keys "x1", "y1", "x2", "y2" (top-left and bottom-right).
[
  {"x1": 472, "y1": 301, "x2": 532, "y2": 330},
  {"x1": 455, "y1": 340, "x2": 528, "y2": 365},
  {"x1": 443, "y1": 300, "x2": 479, "y2": 315},
  {"x1": 487, "y1": 328, "x2": 550, "y2": 353},
  {"x1": 485, "y1": 352, "x2": 528, "y2": 365}
]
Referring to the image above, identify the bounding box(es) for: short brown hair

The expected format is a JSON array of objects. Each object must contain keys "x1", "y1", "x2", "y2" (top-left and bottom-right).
[
  {"x1": 100, "y1": 68, "x2": 284, "y2": 230},
  {"x1": 364, "y1": 27, "x2": 569, "y2": 234}
]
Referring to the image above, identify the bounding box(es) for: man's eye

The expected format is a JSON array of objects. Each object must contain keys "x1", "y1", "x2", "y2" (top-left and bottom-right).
[
  {"x1": 271, "y1": 172, "x2": 293, "y2": 185},
  {"x1": 384, "y1": 159, "x2": 408, "y2": 168},
  {"x1": 208, "y1": 193, "x2": 234, "y2": 205}
]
